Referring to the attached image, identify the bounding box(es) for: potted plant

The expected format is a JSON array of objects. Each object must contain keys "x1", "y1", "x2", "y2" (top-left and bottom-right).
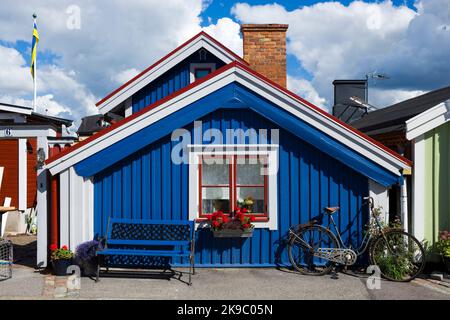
[
  {"x1": 435, "y1": 230, "x2": 450, "y2": 273},
  {"x1": 50, "y1": 244, "x2": 73, "y2": 276},
  {"x1": 207, "y1": 208, "x2": 255, "y2": 238},
  {"x1": 74, "y1": 240, "x2": 101, "y2": 276},
  {"x1": 237, "y1": 196, "x2": 255, "y2": 213}
]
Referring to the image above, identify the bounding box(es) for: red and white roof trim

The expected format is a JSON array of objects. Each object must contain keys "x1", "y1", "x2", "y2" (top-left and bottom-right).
[
  {"x1": 96, "y1": 31, "x2": 247, "y2": 114},
  {"x1": 46, "y1": 61, "x2": 410, "y2": 176}
]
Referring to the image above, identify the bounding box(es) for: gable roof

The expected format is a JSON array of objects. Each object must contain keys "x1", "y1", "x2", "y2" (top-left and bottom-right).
[
  {"x1": 351, "y1": 85, "x2": 450, "y2": 135},
  {"x1": 96, "y1": 31, "x2": 247, "y2": 114},
  {"x1": 46, "y1": 61, "x2": 410, "y2": 181}
]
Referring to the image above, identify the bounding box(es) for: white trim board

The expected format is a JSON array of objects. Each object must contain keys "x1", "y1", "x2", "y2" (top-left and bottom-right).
[
  {"x1": 46, "y1": 64, "x2": 409, "y2": 177},
  {"x1": 97, "y1": 34, "x2": 241, "y2": 114},
  {"x1": 406, "y1": 100, "x2": 450, "y2": 140},
  {"x1": 412, "y1": 135, "x2": 425, "y2": 242},
  {"x1": 18, "y1": 139, "x2": 27, "y2": 211},
  {"x1": 0, "y1": 167, "x2": 3, "y2": 193},
  {"x1": 36, "y1": 136, "x2": 49, "y2": 268},
  {"x1": 59, "y1": 168, "x2": 94, "y2": 251},
  {"x1": 0, "y1": 104, "x2": 32, "y2": 115}
]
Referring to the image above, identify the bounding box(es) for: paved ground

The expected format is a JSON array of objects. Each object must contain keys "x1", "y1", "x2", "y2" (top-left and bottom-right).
[
  {"x1": 1, "y1": 234, "x2": 450, "y2": 300},
  {"x1": 1, "y1": 264, "x2": 449, "y2": 300}
]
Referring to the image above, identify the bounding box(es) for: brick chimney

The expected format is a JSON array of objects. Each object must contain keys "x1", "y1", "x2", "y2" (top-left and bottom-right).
[{"x1": 241, "y1": 24, "x2": 289, "y2": 87}]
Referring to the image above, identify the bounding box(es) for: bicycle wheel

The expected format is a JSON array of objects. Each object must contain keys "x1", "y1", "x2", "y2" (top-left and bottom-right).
[
  {"x1": 369, "y1": 229, "x2": 425, "y2": 282},
  {"x1": 288, "y1": 224, "x2": 340, "y2": 276}
]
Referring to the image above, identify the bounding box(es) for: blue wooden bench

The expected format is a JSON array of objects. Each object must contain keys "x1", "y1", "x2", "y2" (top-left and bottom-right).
[{"x1": 96, "y1": 218, "x2": 195, "y2": 285}]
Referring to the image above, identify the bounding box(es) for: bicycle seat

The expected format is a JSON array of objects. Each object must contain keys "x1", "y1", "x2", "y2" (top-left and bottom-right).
[{"x1": 325, "y1": 207, "x2": 340, "y2": 214}]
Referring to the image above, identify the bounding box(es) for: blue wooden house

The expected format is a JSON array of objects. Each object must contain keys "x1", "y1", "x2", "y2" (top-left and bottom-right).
[{"x1": 39, "y1": 25, "x2": 411, "y2": 268}]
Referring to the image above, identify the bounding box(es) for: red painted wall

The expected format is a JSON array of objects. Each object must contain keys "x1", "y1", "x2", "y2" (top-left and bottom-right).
[{"x1": 0, "y1": 139, "x2": 19, "y2": 208}]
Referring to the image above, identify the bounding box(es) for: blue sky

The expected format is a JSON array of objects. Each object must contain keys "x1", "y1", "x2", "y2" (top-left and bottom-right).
[{"x1": 0, "y1": 0, "x2": 448, "y2": 124}]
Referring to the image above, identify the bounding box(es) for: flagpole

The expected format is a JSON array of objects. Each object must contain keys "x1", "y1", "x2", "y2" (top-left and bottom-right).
[{"x1": 33, "y1": 13, "x2": 37, "y2": 112}]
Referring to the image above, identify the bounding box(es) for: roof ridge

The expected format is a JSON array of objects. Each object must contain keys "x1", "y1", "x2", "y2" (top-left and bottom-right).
[{"x1": 95, "y1": 31, "x2": 247, "y2": 107}]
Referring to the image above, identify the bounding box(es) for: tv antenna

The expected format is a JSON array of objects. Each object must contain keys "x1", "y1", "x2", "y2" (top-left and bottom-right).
[{"x1": 365, "y1": 71, "x2": 390, "y2": 84}]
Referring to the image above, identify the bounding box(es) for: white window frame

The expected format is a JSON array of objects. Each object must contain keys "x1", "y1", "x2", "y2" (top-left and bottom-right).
[
  {"x1": 188, "y1": 144, "x2": 278, "y2": 230},
  {"x1": 189, "y1": 63, "x2": 216, "y2": 83}
]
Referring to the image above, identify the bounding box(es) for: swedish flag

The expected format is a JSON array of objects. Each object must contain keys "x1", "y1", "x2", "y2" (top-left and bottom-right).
[{"x1": 30, "y1": 20, "x2": 39, "y2": 79}]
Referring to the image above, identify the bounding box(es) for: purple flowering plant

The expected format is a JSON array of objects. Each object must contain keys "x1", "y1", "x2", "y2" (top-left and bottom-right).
[{"x1": 75, "y1": 240, "x2": 100, "y2": 262}]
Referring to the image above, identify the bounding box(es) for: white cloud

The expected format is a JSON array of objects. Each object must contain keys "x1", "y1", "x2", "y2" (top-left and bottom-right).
[
  {"x1": 202, "y1": 18, "x2": 243, "y2": 57},
  {"x1": 0, "y1": 46, "x2": 33, "y2": 95},
  {"x1": 369, "y1": 87, "x2": 427, "y2": 108},
  {"x1": 287, "y1": 76, "x2": 326, "y2": 109},
  {"x1": 110, "y1": 68, "x2": 140, "y2": 85},
  {"x1": 0, "y1": 44, "x2": 97, "y2": 123},
  {"x1": 232, "y1": 0, "x2": 450, "y2": 110}
]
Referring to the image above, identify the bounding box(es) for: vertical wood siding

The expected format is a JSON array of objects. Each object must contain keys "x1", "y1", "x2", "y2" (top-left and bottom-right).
[
  {"x1": 0, "y1": 139, "x2": 19, "y2": 208},
  {"x1": 132, "y1": 50, "x2": 225, "y2": 113},
  {"x1": 424, "y1": 121, "x2": 450, "y2": 244},
  {"x1": 93, "y1": 109, "x2": 369, "y2": 266}
]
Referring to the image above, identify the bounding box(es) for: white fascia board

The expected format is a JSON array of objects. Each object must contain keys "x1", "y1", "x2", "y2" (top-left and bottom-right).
[
  {"x1": 406, "y1": 101, "x2": 450, "y2": 140},
  {"x1": 47, "y1": 65, "x2": 408, "y2": 176},
  {"x1": 0, "y1": 104, "x2": 32, "y2": 115},
  {"x1": 233, "y1": 69, "x2": 409, "y2": 174},
  {"x1": 47, "y1": 68, "x2": 237, "y2": 175},
  {"x1": 97, "y1": 36, "x2": 239, "y2": 114}
]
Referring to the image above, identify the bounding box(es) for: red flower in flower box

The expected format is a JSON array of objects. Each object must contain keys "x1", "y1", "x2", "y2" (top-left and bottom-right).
[
  {"x1": 212, "y1": 220, "x2": 220, "y2": 228},
  {"x1": 49, "y1": 244, "x2": 58, "y2": 251},
  {"x1": 207, "y1": 207, "x2": 255, "y2": 232}
]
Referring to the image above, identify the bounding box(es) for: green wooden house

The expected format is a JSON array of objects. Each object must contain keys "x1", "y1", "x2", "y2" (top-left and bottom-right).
[{"x1": 406, "y1": 99, "x2": 450, "y2": 252}]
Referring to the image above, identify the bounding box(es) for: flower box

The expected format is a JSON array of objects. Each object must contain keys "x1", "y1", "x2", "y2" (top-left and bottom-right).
[{"x1": 212, "y1": 228, "x2": 254, "y2": 238}]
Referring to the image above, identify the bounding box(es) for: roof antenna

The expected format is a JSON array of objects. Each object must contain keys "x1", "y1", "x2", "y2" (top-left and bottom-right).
[
  {"x1": 365, "y1": 71, "x2": 390, "y2": 104},
  {"x1": 365, "y1": 71, "x2": 390, "y2": 84}
]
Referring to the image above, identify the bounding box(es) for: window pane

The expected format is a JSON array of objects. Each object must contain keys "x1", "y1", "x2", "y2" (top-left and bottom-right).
[
  {"x1": 202, "y1": 161, "x2": 230, "y2": 185},
  {"x1": 202, "y1": 187, "x2": 230, "y2": 213},
  {"x1": 195, "y1": 69, "x2": 211, "y2": 80},
  {"x1": 236, "y1": 161, "x2": 264, "y2": 185},
  {"x1": 237, "y1": 187, "x2": 265, "y2": 213}
]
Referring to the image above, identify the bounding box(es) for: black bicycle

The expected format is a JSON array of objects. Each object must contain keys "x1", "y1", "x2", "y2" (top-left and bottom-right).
[{"x1": 287, "y1": 197, "x2": 425, "y2": 282}]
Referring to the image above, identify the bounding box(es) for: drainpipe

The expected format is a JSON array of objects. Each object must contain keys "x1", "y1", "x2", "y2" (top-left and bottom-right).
[
  {"x1": 399, "y1": 145, "x2": 408, "y2": 232},
  {"x1": 50, "y1": 175, "x2": 59, "y2": 247},
  {"x1": 400, "y1": 176, "x2": 408, "y2": 232}
]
